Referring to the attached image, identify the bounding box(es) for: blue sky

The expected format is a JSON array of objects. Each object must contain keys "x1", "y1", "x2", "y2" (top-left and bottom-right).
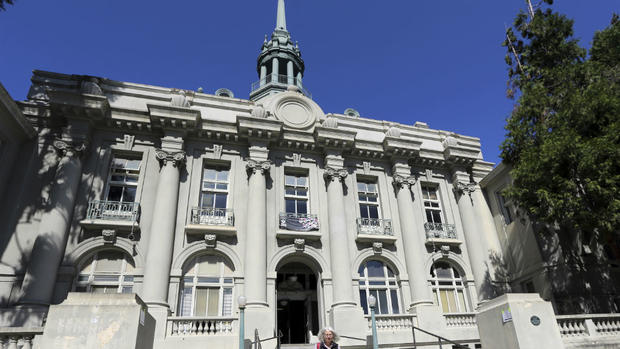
[{"x1": 1, "y1": 1, "x2": 617, "y2": 164}]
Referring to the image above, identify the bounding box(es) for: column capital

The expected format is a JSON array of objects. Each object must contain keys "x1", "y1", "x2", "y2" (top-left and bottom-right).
[
  {"x1": 453, "y1": 181, "x2": 478, "y2": 196},
  {"x1": 393, "y1": 175, "x2": 417, "y2": 190},
  {"x1": 53, "y1": 139, "x2": 87, "y2": 158},
  {"x1": 324, "y1": 166, "x2": 348, "y2": 182},
  {"x1": 155, "y1": 149, "x2": 186, "y2": 167},
  {"x1": 246, "y1": 158, "x2": 272, "y2": 175}
]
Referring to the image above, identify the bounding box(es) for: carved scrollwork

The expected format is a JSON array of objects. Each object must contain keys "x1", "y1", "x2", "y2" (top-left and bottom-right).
[
  {"x1": 155, "y1": 149, "x2": 186, "y2": 168},
  {"x1": 246, "y1": 158, "x2": 272, "y2": 175},
  {"x1": 53, "y1": 140, "x2": 87, "y2": 158},
  {"x1": 393, "y1": 175, "x2": 417, "y2": 190},
  {"x1": 324, "y1": 167, "x2": 348, "y2": 182},
  {"x1": 453, "y1": 181, "x2": 478, "y2": 196}
]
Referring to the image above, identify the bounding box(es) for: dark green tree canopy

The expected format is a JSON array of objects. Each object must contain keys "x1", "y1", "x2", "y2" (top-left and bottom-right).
[
  {"x1": 0, "y1": 0, "x2": 14, "y2": 11},
  {"x1": 501, "y1": 2, "x2": 620, "y2": 243}
]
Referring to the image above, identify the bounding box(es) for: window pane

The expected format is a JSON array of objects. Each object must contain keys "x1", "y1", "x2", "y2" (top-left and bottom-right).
[
  {"x1": 297, "y1": 176, "x2": 306, "y2": 186},
  {"x1": 204, "y1": 169, "x2": 217, "y2": 181},
  {"x1": 195, "y1": 288, "x2": 208, "y2": 316},
  {"x1": 285, "y1": 199, "x2": 296, "y2": 214},
  {"x1": 123, "y1": 187, "x2": 136, "y2": 202},
  {"x1": 222, "y1": 288, "x2": 233, "y2": 316},
  {"x1": 122, "y1": 286, "x2": 133, "y2": 294},
  {"x1": 358, "y1": 264, "x2": 365, "y2": 277},
  {"x1": 125, "y1": 175, "x2": 139, "y2": 184},
  {"x1": 390, "y1": 290, "x2": 400, "y2": 314},
  {"x1": 207, "y1": 288, "x2": 219, "y2": 316},
  {"x1": 95, "y1": 252, "x2": 124, "y2": 272},
  {"x1": 360, "y1": 290, "x2": 368, "y2": 314},
  {"x1": 447, "y1": 291, "x2": 457, "y2": 312},
  {"x1": 217, "y1": 170, "x2": 229, "y2": 181},
  {"x1": 458, "y1": 291, "x2": 467, "y2": 312},
  {"x1": 296, "y1": 189, "x2": 307, "y2": 197},
  {"x1": 378, "y1": 290, "x2": 388, "y2": 314},
  {"x1": 425, "y1": 210, "x2": 434, "y2": 223},
  {"x1": 367, "y1": 183, "x2": 377, "y2": 193},
  {"x1": 367, "y1": 195, "x2": 377, "y2": 203},
  {"x1": 201, "y1": 193, "x2": 214, "y2": 208},
  {"x1": 198, "y1": 256, "x2": 219, "y2": 275},
  {"x1": 368, "y1": 206, "x2": 379, "y2": 219},
  {"x1": 215, "y1": 183, "x2": 228, "y2": 190},
  {"x1": 431, "y1": 210, "x2": 442, "y2": 224},
  {"x1": 203, "y1": 181, "x2": 215, "y2": 190},
  {"x1": 386, "y1": 266, "x2": 395, "y2": 277},
  {"x1": 297, "y1": 200, "x2": 307, "y2": 214},
  {"x1": 214, "y1": 194, "x2": 227, "y2": 209},
  {"x1": 366, "y1": 261, "x2": 384, "y2": 277},
  {"x1": 285, "y1": 175, "x2": 296, "y2": 186},
  {"x1": 107, "y1": 186, "x2": 123, "y2": 202},
  {"x1": 285, "y1": 188, "x2": 296, "y2": 196},
  {"x1": 439, "y1": 290, "x2": 450, "y2": 313},
  {"x1": 180, "y1": 287, "x2": 193, "y2": 316},
  {"x1": 126, "y1": 160, "x2": 141, "y2": 170},
  {"x1": 428, "y1": 188, "x2": 438, "y2": 200},
  {"x1": 357, "y1": 183, "x2": 366, "y2": 192}
]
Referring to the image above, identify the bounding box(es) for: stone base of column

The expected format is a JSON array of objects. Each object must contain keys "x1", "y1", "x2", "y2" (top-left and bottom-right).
[
  {"x1": 329, "y1": 304, "x2": 367, "y2": 346},
  {"x1": 0, "y1": 304, "x2": 48, "y2": 327},
  {"x1": 412, "y1": 304, "x2": 444, "y2": 332},
  {"x1": 244, "y1": 305, "x2": 276, "y2": 348},
  {"x1": 146, "y1": 303, "x2": 171, "y2": 342}
]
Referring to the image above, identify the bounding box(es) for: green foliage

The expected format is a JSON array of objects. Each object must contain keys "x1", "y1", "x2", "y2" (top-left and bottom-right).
[{"x1": 501, "y1": 4, "x2": 620, "y2": 242}]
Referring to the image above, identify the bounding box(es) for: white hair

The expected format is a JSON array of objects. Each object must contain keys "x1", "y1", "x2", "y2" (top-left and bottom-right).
[{"x1": 318, "y1": 327, "x2": 339, "y2": 343}]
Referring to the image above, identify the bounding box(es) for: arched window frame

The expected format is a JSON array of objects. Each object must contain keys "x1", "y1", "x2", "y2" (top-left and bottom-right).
[
  {"x1": 178, "y1": 254, "x2": 235, "y2": 317},
  {"x1": 429, "y1": 261, "x2": 471, "y2": 313},
  {"x1": 358, "y1": 260, "x2": 401, "y2": 315},
  {"x1": 74, "y1": 249, "x2": 135, "y2": 294}
]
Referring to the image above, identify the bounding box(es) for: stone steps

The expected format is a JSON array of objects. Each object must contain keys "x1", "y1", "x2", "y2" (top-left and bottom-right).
[{"x1": 280, "y1": 344, "x2": 316, "y2": 349}]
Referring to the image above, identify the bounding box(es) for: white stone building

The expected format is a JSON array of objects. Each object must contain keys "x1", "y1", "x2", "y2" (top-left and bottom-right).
[{"x1": 3, "y1": 1, "x2": 617, "y2": 348}]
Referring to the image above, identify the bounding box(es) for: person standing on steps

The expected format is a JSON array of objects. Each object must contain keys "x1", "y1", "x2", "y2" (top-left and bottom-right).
[{"x1": 317, "y1": 327, "x2": 339, "y2": 349}]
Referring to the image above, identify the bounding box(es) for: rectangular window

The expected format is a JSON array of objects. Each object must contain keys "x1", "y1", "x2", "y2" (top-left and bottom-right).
[
  {"x1": 105, "y1": 157, "x2": 141, "y2": 202},
  {"x1": 421, "y1": 185, "x2": 443, "y2": 224},
  {"x1": 496, "y1": 191, "x2": 513, "y2": 224},
  {"x1": 201, "y1": 166, "x2": 229, "y2": 209},
  {"x1": 358, "y1": 180, "x2": 379, "y2": 219},
  {"x1": 284, "y1": 173, "x2": 308, "y2": 214}
]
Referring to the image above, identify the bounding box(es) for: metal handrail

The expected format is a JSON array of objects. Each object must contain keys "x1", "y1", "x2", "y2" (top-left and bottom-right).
[
  {"x1": 356, "y1": 218, "x2": 393, "y2": 236},
  {"x1": 250, "y1": 74, "x2": 312, "y2": 99},
  {"x1": 250, "y1": 329, "x2": 283, "y2": 349},
  {"x1": 191, "y1": 207, "x2": 234, "y2": 226},
  {"x1": 412, "y1": 326, "x2": 469, "y2": 349},
  {"x1": 424, "y1": 222, "x2": 457, "y2": 239},
  {"x1": 86, "y1": 200, "x2": 140, "y2": 222},
  {"x1": 279, "y1": 212, "x2": 319, "y2": 231}
]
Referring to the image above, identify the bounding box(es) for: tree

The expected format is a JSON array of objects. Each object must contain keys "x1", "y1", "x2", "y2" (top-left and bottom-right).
[
  {"x1": 0, "y1": 0, "x2": 15, "y2": 11},
  {"x1": 501, "y1": 1, "x2": 620, "y2": 257}
]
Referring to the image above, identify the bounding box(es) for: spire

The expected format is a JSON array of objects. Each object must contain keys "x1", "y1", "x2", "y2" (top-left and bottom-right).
[{"x1": 276, "y1": 0, "x2": 287, "y2": 31}]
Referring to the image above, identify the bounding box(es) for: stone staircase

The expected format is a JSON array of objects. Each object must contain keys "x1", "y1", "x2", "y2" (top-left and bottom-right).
[{"x1": 280, "y1": 344, "x2": 316, "y2": 349}]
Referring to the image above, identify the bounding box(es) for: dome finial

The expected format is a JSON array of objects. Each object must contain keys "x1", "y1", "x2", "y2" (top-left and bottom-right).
[{"x1": 276, "y1": 0, "x2": 287, "y2": 31}]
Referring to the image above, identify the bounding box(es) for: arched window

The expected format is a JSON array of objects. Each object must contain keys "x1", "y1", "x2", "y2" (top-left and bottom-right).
[
  {"x1": 429, "y1": 262, "x2": 470, "y2": 313},
  {"x1": 358, "y1": 260, "x2": 400, "y2": 315},
  {"x1": 74, "y1": 250, "x2": 135, "y2": 294},
  {"x1": 179, "y1": 254, "x2": 234, "y2": 317}
]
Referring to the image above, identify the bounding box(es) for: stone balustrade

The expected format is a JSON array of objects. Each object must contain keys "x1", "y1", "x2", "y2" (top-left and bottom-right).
[
  {"x1": 0, "y1": 327, "x2": 44, "y2": 349},
  {"x1": 167, "y1": 316, "x2": 236, "y2": 336},
  {"x1": 444, "y1": 313, "x2": 477, "y2": 327},
  {"x1": 365, "y1": 314, "x2": 415, "y2": 332},
  {"x1": 557, "y1": 314, "x2": 620, "y2": 339}
]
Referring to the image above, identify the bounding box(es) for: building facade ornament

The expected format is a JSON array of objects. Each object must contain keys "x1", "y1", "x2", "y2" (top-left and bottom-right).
[
  {"x1": 123, "y1": 135, "x2": 135, "y2": 150},
  {"x1": 363, "y1": 161, "x2": 371, "y2": 175},
  {"x1": 204, "y1": 234, "x2": 217, "y2": 248},
  {"x1": 102, "y1": 229, "x2": 116, "y2": 244},
  {"x1": 393, "y1": 175, "x2": 417, "y2": 190},
  {"x1": 293, "y1": 153, "x2": 301, "y2": 166},
  {"x1": 440, "y1": 245, "x2": 451, "y2": 257},
  {"x1": 372, "y1": 242, "x2": 383, "y2": 254},
  {"x1": 213, "y1": 144, "x2": 223, "y2": 160},
  {"x1": 294, "y1": 238, "x2": 305, "y2": 252},
  {"x1": 53, "y1": 139, "x2": 87, "y2": 158},
  {"x1": 246, "y1": 158, "x2": 272, "y2": 175},
  {"x1": 385, "y1": 126, "x2": 401, "y2": 138},
  {"x1": 453, "y1": 181, "x2": 478, "y2": 196},
  {"x1": 155, "y1": 149, "x2": 186, "y2": 168},
  {"x1": 170, "y1": 90, "x2": 190, "y2": 108},
  {"x1": 251, "y1": 104, "x2": 267, "y2": 118},
  {"x1": 322, "y1": 117, "x2": 338, "y2": 129},
  {"x1": 80, "y1": 77, "x2": 104, "y2": 96},
  {"x1": 324, "y1": 167, "x2": 348, "y2": 183}
]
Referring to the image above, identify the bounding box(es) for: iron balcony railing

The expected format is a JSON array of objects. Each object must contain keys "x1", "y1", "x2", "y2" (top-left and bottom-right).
[
  {"x1": 86, "y1": 200, "x2": 140, "y2": 222},
  {"x1": 356, "y1": 218, "x2": 393, "y2": 236},
  {"x1": 191, "y1": 207, "x2": 234, "y2": 226},
  {"x1": 279, "y1": 212, "x2": 319, "y2": 231},
  {"x1": 424, "y1": 222, "x2": 457, "y2": 239},
  {"x1": 250, "y1": 74, "x2": 312, "y2": 99}
]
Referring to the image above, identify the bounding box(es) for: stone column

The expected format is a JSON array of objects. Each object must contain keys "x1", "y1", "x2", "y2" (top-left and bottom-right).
[
  {"x1": 260, "y1": 65, "x2": 267, "y2": 86},
  {"x1": 287, "y1": 61, "x2": 294, "y2": 85},
  {"x1": 142, "y1": 149, "x2": 186, "y2": 306},
  {"x1": 393, "y1": 174, "x2": 434, "y2": 308},
  {"x1": 272, "y1": 58, "x2": 279, "y2": 82},
  {"x1": 296, "y1": 72, "x2": 302, "y2": 87},
  {"x1": 453, "y1": 172, "x2": 495, "y2": 303},
  {"x1": 324, "y1": 166, "x2": 367, "y2": 341},
  {"x1": 20, "y1": 140, "x2": 86, "y2": 306}
]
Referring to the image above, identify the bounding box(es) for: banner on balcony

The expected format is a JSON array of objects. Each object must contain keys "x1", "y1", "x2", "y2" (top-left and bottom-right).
[{"x1": 281, "y1": 216, "x2": 319, "y2": 231}]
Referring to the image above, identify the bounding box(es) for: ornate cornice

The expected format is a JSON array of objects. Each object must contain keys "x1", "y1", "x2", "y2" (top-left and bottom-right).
[
  {"x1": 246, "y1": 158, "x2": 272, "y2": 175},
  {"x1": 453, "y1": 181, "x2": 478, "y2": 196},
  {"x1": 53, "y1": 139, "x2": 87, "y2": 158},
  {"x1": 155, "y1": 149, "x2": 186, "y2": 167},
  {"x1": 393, "y1": 175, "x2": 417, "y2": 190},
  {"x1": 324, "y1": 167, "x2": 348, "y2": 182}
]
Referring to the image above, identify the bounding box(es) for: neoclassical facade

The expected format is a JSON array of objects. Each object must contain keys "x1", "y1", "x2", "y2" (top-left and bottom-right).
[{"x1": 0, "y1": 1, "x2": 513, "y2": 348}]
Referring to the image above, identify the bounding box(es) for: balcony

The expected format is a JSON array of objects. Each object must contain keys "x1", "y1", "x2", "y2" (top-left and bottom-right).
[
  {"x1": 167, "y1": 316, "x2": 237, "y2": 336},
  {"x1": 250, "y1": 74, "x2": 312, "y2": 99},
  {"x1": 185, "y1": 207, "x2": 236, "y2": 236},
  {"x1": 80, "y1": 200, "x2": 140, "y2": 231},
  {"x1": 424, "y1": 222, "x2": 462, "y2": 246},
  {"x1": 356, "y1": 218, "x2": 397, "y2": 243},
  {"x1": 277, "y1": 212, "x2": 321, "y2": 240}
]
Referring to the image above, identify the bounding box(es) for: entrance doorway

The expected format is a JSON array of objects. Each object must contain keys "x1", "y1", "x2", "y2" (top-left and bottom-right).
[{"x1": 276, "y1": 262, "x2": 319, "y2": 344}]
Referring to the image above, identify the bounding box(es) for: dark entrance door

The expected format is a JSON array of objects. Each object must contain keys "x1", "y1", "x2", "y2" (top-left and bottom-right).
[{"x1": 278, "y1": 300, "x2": 307, "y2": 344}]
